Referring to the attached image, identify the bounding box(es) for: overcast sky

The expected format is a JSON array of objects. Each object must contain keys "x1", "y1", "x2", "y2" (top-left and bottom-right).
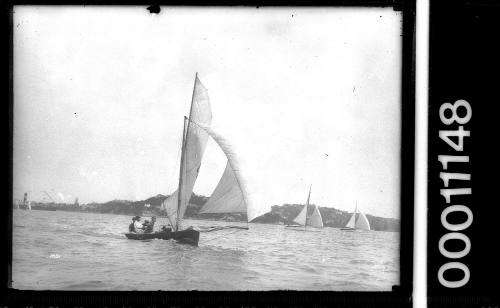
[{"x1": 13, "y1": 6, "x2": 402, "y2": 218}]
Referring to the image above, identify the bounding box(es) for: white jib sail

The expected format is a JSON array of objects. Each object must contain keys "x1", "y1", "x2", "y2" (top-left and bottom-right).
[
  {"x1": 161, "y1": 192, "x2": 179, "y2": 229},
  {"x1": 356, "y1": 211, "x2": 371, "y2": 230},
  {"x1": 195, "y1": 124, "x2": 262, "y2": 221},
  {"x1": 308, "y1": 204, "x2": 323, "y2": 228},
  {"x1": 177, "y1": 75, "x2": 213, "y2": 228}
]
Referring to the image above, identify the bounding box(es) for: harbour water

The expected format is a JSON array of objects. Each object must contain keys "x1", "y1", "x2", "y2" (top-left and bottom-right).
[{"x1": 12, "y1": 209, "x2": 399, "y2": 291}]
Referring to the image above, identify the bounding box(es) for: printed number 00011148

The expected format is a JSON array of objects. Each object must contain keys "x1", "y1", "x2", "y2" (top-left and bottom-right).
[{"x1": 437, "y1": 99, "x2": 472, "y2": 288}]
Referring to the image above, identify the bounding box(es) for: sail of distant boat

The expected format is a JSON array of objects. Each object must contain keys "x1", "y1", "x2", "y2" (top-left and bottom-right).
[
  {"x1": 288, "y1": 185, "x2": 323, "y2": 229},
  {"x1": 342, "y1": 203, "x2": 371, "y2": 231}
]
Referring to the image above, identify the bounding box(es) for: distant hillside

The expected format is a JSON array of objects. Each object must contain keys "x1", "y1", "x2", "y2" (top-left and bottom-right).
[{"x1": 27, "y1": 194, "x2": 399, "y2": 232}]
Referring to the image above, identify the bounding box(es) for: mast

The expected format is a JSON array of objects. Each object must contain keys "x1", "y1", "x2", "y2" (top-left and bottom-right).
[
  {"x1": 175, "y1": 73, "x2": 199, "y2": 231},
  {"x1": 354, "y1": 201, "x2": 359, "y2": 226},
  {"x1": 176, "y1": 116, "x2": 188, "y2": 231},
  {"x1": 305, "y1": 185, "x2": 312, "y2": 230}
]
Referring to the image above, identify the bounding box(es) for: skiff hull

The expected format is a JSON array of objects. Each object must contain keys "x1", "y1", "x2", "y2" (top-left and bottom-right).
[
  {"x1": 125, "y1": 228, "x2": 200, "y2": 246},
  {"x1": 340, "y1": 227, "x2": 356, "y2": 231}
]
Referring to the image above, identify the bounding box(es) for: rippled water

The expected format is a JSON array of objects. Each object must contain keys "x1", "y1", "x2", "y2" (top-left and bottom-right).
[{"x1": 12, "y1": 209, "x2": 399, "y2": 291}]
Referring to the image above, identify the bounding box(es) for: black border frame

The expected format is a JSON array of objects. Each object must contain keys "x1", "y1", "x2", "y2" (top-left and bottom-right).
[
  {"x1": 2, "y1": 1, "x2": 415, "y2": 307},
  {"x1": 427, "y1": 0, "x2": 500, "y2": 306}
]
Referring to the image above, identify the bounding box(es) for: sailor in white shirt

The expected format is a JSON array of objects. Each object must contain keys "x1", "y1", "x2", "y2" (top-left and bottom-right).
[{"x1": 133, "y1": 216, "x2": 144, "y2": 233}]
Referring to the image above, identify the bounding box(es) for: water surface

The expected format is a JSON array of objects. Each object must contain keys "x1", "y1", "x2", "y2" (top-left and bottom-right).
[{"x1": 12, "y1": 210, "x2": 399, "y2": 290}]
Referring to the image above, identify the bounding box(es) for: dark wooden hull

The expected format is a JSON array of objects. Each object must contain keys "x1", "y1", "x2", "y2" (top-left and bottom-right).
[{"x1": 125, "y1": 228, "x2": 200, "y2": 246}]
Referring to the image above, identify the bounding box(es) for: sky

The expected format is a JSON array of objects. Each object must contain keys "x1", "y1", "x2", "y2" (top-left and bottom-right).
[{"x1": 13, "y1": 6, "x2": 403, "y2": 219}]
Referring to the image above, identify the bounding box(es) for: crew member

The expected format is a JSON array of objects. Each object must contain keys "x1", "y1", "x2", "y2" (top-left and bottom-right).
[
  {"x1": 133, "y1": 216, "x2": 144, "y2": 233},
  {"x1": 143, "y1": 216, "x2": 156, "y2": 233}
]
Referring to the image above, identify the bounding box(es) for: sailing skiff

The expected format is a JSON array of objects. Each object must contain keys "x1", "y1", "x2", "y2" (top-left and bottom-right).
[{"x1": 125, "y1": 73, "x2": 266, "y2": 245}]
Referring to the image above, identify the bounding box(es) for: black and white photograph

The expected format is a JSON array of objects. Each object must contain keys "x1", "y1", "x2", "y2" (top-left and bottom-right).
[{"x1": 12, "y1": 6, "x2": 404, "y2": 291}]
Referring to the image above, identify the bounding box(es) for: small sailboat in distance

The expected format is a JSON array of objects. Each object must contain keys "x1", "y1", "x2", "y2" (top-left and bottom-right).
[
  {"x1": 285, "y1": 185, "x2": 323, "y2": 231},
  {"x1": 341, "y1": 202, "x2": 371, "y2": 231}
]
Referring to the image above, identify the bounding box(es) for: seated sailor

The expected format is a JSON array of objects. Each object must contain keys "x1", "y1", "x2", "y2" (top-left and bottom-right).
[
  {"x1": 143, "y1": 216, "x2": 156, "y2": 233},
  {"x1": 129, "y1": 217, "x2": 136, "y2": 232},
  {"x1": 131, "y1": 216, "x2": 144, "y2": 233}
]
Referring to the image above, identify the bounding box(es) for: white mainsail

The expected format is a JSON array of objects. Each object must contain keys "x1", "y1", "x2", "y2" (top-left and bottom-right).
[
  {"x1": 176, "y1": 75, "x2": 212, "y2": 229},
  {"x1": 160, "y1": 74, "x2": 212, "y2": 231}
]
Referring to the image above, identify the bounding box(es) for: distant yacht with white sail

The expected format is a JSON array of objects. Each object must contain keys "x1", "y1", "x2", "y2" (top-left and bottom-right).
[
  {"x1": 341, "y1": 202, "x2": 370, "y2": 231},
  {"x1": 285, "y1": 185, "x2": 323, "y2": 230}
]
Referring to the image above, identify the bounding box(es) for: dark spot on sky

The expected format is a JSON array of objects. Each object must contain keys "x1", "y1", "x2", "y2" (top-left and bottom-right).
[
  {"x1": 291, "y1": 14, "x2": 294, "y2": 18},
  {"x1": 147, "y1": 5, "x2": 161, "y2": 14}
]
